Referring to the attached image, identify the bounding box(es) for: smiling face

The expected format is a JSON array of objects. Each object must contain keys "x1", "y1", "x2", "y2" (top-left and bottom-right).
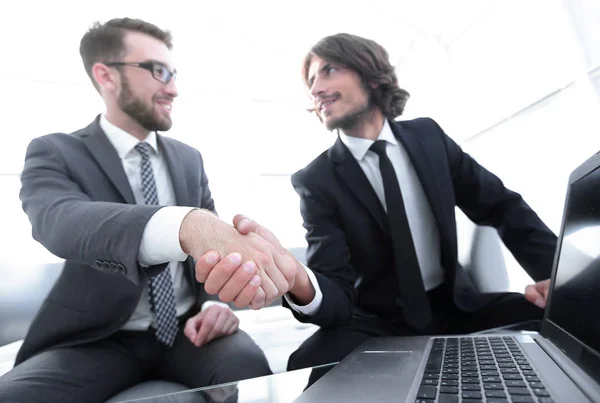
[
  {"x1": 92, "y1": 30, "x2": 179, "y2": 137},
  {"x1": 114, "y1": 31, "x2": 178, "y2": 132},
  {"x1": 306, "y1": 55, "x2": 373, "y2": 132}
]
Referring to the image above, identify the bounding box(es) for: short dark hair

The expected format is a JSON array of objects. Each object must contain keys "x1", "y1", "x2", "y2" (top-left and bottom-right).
[
  {"x1": 302, "y1": 33, "x2": 410, "y2": 120},
  {"x1": 79, "y1": 18, "x2": 173, "y2": 90}
]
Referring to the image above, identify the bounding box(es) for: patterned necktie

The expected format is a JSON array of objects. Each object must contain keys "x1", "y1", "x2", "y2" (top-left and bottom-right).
[
  {"x1": 370, "y1": 140, "x2": 432, "y2": 330},
  {"x1": 135, "y1": 142, "x2": 179, "y2": 346}
]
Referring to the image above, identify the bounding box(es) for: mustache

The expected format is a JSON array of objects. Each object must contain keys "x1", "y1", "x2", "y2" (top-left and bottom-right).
[{"x1": 316, "y1": 92, "x2": 340, "y2": 103}]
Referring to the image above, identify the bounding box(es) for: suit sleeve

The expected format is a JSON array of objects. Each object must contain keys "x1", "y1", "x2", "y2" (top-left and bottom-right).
[
  {"x1": 290, "y1": 172, "x2": 357, "y2": 328},
  {"x1": 197, "y1": 150, "x2": 216, "y2": 215},
  {"x1": 431, "y1": 119, "x2": 558, "y2": 281},
  {"x1": 19, "y1": 135, "x2": 166, "y2": 285}
]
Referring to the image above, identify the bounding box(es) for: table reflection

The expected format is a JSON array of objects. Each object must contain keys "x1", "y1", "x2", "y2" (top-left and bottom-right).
[{"x1": 113, "y1": 362, "x2": 338, "y2": 403}]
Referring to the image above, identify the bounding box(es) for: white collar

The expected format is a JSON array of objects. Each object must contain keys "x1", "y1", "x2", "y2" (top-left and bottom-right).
[
  {"x1": 338, "y1": 119, "x2": 398, "y2": 161},
  {"x1": 99, "y1": 114, "x2": 158, "y2": 159}
]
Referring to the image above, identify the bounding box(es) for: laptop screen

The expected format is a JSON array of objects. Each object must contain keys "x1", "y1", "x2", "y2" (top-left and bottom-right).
[{"x1": 545, "y1": 164, "x2": 600, "y2": 373}]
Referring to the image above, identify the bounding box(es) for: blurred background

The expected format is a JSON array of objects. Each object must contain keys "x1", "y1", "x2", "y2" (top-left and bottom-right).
[{"x1": 1, "y1": 0, "x2": 599, "y2": 294}]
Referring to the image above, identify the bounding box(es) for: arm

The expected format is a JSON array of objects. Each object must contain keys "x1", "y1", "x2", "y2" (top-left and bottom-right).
[
  {"x1": 20, "y1": 135, "x2": 297, "y2": 302},
  {"x1": 198, "y1": 150, "x2": 216, "y2": 214},
  {"x1": 434, "y1": 119, "x2": 557, "y2": 281},
  {"x1": 139, "y1": 148, "x2": 216, "y2": 267},
  {"x1": 20, "y1": 135, "x2": 165, "y2": 286},
  {"x1": 288, "y1": 174, "x2": 358, "y2": 328},
  {"x1": 283, "y1": 263, "x2": 323, "y2": 316}
]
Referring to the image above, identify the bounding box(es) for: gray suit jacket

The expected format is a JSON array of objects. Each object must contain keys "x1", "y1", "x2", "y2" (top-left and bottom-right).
[{"x1": 16, "y1": 115, "x2": 215, "y2": 365}]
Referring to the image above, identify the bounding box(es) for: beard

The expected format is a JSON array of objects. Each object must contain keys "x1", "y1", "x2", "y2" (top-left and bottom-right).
[
  {"x1": 325, "y1": 104, "x2": 372, "y2": 133},
  {"x1": 118, "y1": 76, "x2": 172, "y2": 132},
  {"x1": 325, "y1": 98, "x2": 375, "y2": 133},
  {"x1": 323, "y1": 86, "x2": 375, "y2": 133}
]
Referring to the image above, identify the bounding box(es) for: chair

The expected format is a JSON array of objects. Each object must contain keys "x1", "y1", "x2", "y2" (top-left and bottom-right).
[
  {"x1": 462, "y1": 225, "x2": 511, "y2": 293},
  {"x1": 460, "y1": 223, "x2": 541, "y2": 333},
  {"x1": 0, "y1": 263, "x2": 63, "y2": 346},
  {"x1": 0, "y1": 262, "x2": 187, "y2": 402}
]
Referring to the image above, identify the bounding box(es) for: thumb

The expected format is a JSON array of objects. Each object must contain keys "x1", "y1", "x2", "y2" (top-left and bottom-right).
[
  {"x1": 183, "y1": 313, "x2": 202, "y2": 343},
  {"x1": 537, "y1": 279, "x2": 551, "y2": 298},
  {"x1": 524, "y1": 284, "x2": 545, "y2": 309},
  {"x1": 233, "y1": 214, "x2": 284, "y2": 250},
  {"x1": 233, "y1": 214, "x2": 259, "y2": 235}
]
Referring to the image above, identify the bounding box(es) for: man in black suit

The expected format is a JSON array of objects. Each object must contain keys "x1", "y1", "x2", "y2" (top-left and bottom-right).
[
  {"x1": 196, "y1": 33, "x2": 557, "y2": 380},
  {"x1": 0, "y1": 18, "x2": 298, "y2": 403}
]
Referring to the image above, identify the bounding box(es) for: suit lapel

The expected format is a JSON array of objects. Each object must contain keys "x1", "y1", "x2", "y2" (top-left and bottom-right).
[
  {"x1": 82, "y1": 118, "x2": 136, "y2": 204},
  {"x1": 390, "y1": 121, "x2": 447, "y2": 236},
  {"x1": 157, "y1": 135, "x2": 189, "y2": 206},
  {"x1": 330, "y1": 137, "x2": 388, "y2": 233}
]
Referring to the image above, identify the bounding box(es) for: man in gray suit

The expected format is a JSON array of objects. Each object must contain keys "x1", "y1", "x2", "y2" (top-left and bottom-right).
[{"x1": 0, "y1": 17, "x2": 297, "y2": 403}]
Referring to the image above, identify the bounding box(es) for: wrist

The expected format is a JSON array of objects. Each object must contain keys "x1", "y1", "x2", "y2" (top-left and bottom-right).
[
  {"x1": 179, "y1": 209, "x2": 218, "y2": 255},
  {"x1": 288, "y1": 261, "x2": 315, "y2": 305}
]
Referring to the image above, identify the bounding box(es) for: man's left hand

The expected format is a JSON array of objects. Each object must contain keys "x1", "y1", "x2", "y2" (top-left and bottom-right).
[
  {"x1": 524, "y1": 279, "x2": 551, "y2": 309},
  {"x1": 183, "y1": 304, "x2": 239, "y2": 347}
]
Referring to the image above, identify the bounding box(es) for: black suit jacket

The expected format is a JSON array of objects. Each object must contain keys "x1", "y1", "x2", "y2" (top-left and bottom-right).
[
  {"x1": 16, "y1": 116, "x2": 215, "y2": 364},
  {"x1": 289, "y1": 118, "x2": 557, "y2": 328}
]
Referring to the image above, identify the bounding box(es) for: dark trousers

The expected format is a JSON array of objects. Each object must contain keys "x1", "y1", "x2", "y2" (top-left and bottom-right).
[
  {"x1": 0, "y1": 327, "x2": 271, "y2": 403},
  {"x1": 288, "y1": 290, "x2": 543, "y2": 387}
]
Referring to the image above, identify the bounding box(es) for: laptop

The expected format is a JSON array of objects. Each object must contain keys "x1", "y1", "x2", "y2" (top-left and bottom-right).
[{"x1": 294, "y1": 152, "x2": 600, "y2": 403}]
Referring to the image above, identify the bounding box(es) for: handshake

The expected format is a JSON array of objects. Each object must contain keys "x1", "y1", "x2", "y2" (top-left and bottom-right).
[{"x1": 179, "y1": 210, "x2": 314, "y2": 310}]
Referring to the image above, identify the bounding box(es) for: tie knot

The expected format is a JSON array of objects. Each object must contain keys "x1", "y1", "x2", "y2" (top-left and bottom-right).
[
  {"x1": 134, "y1": 142, "x2": 152, "y2": 159},
  {"x1": 369, "y1": 140, "x2": 387, "y2": 156}
]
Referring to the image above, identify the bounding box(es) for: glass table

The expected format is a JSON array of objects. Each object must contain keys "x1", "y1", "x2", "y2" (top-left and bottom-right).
[{"x1": 112, "y1": 363, "x2": 338, "y2": 403}]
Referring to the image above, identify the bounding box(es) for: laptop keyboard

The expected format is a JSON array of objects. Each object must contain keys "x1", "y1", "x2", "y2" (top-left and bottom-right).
[{"x1": 415, "y1": 336, "x2": 554, "y2": 403}]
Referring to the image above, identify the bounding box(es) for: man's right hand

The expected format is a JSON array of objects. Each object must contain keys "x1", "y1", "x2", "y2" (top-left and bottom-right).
[
  {"x1": 179, "y1": 209, "x2": 297, "y2": 307},
  {"x1": 195, "y1": 214, "x2": 316, "y2": 310}
]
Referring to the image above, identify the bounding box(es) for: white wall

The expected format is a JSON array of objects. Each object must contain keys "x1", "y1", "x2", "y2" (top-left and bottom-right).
[
  {"x1": 449, "y1": 0, "x2": 600, "y2": 291},
  {"x1": 1, "y1": 0, "x2": 599, "y2": 298}
]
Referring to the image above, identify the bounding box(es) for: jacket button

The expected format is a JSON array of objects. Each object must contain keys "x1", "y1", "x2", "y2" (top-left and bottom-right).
[
  {"x1": 103, "y1": 262, "x2": 111, "y2": 271},
  {"x1": 95, "y1": 260, "x2": 103, "y2": 269},
  {"x1": 109, "y1": 262, "x2": 118, "y2": 272},
  {"x1": 117, "y1": 264, "x2": 127, "y2": 274}
]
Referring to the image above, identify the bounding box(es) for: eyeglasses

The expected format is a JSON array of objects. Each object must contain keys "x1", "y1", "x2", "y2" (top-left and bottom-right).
[{"x1": 105, "y1": 61, "x2": 177, "y2": 84}]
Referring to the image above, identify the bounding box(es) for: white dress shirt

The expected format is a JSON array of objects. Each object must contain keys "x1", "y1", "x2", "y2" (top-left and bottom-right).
[
  {"x1": 100, "y1": 114, "x2": 196, "y2": 330},
  {"x1": 288, "y1": 120, "x2": 444, "y2": 315}
]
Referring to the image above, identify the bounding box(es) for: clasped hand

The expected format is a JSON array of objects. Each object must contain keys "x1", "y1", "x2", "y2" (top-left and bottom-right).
[{"x1": 183, "y1": 211, "x2": 298, "y2": 310}]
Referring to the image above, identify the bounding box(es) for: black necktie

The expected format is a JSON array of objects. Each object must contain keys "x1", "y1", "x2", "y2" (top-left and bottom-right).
[{"x1": 369, "y1": 140, "x2": 432, "y2": 329}]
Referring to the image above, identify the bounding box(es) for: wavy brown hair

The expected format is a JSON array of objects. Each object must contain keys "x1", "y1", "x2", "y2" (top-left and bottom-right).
[
  {"x1": 302, "y1": 33, "x2": 409, "y2": 120},
  {"x1": 79, "y1": 18, "x2": 173, "y2": 91}
]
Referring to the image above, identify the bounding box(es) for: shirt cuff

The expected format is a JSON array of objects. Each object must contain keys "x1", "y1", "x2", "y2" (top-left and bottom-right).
[
  {"x1": 201, "y1": 300, "x2": 231, "y2": 311},
  {"x1": 139, "y1": 206, "x2": 196, "y2": 266},
  {"x1": 284, "y1": 263, "x2": 323, "y2": 316}
]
